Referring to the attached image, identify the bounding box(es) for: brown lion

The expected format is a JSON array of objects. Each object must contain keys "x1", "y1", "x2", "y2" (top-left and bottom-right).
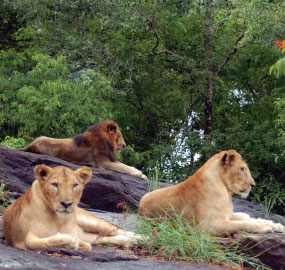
[
  {"x1": 21, "y1": 120, "x2": 147, "y2": 180},
  {"x1": 3, "y1": 165, "x2": 142, "y2": 251},
  {"x1": 138, "y1": 150, "x2": 284, "y2": 235}
]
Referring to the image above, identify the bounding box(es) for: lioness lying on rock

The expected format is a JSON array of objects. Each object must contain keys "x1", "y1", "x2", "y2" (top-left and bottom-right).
[
  {"x1": 21, "y1": 120, "x2": 147, "y2": 180},
  {"x1": 3, "y1": 165, "x2": 141, "y2": 251},
  {"x1": 139, "y1": 150, "x2": 284, "y2": 235}
]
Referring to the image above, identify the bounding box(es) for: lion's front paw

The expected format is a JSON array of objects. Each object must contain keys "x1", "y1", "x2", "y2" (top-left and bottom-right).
[
  {"x1": 131, "y1": 168, "x2": 147, "y2": 180},
  {"x1": 114, "y1": 233, "x2": 144, "y2": 248},
  {"x1": 140, "y1": 174, "x2": 148, "y2": 181},
  {"x1": 69, "y1": 237, "x2": 79, "y2": 250},
  {"x1": 58, "y1": 233, "x2": 79, "y2": 250},
  {"x1": 255, "y1": 219, "x2": 284, "y2": 232},
  {"x1": 252, "y1": 219, "x2": 284, "y2": 233},
  {"x1": 272, "y1": 222, "x2": 285, "y2": 233},
  {"x1": 79, "y1": 241, "x2": 92, "y2": 251},
  {"x1": 118, "y1": 230, "x2": 145, "y2": 244}
]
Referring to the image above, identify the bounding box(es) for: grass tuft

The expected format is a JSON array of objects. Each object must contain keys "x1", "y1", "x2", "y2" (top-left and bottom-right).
[{"x1": 136, "y1": 209, "x2": 269, "y2": 269}]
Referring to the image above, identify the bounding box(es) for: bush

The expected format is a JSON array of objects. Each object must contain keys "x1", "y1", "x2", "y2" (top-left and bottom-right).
[
  {"x1": 250, "y1": 175, "x2": 285, "y2": 216},
  {"x1": 0, "y1": 136, "x2": 27, "y2": 148}
]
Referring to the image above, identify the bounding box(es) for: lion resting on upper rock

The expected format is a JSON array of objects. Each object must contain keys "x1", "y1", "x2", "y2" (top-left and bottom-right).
[
  {"x1": 3, "y1": 165, "x2": 141, "y2": 251},
  {"x1": 138, "y1": 150, "x2": 284, "y2": 235},
  {"x1": 21, "y1": 120, "x2": 147, "y2": 180}
]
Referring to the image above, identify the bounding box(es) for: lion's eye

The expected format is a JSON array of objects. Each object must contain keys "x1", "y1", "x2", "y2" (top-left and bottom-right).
[
  {"x1": 51, "y1": 183, "x2": 58, "y2": 188},
  {"x1": 73, "y1": 184, "x2": 78, "y2": 189},
  {"x1": 241, "y1": 168, "x2": 245, "y2": 172}
]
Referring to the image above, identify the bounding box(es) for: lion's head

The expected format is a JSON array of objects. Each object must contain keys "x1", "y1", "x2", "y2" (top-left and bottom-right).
[
  {"x1": 102, "y1": 120, "x2": 126, "y2": 153},
  {"x1": 220, "y1": 150, "x2": 255, "y2": 199},
  {"x1": 34, "y1": 165, "x2": 92, "y2": 216},
  {"x1": 74, "y1": 120, "x2": 126, "y2": 162}
]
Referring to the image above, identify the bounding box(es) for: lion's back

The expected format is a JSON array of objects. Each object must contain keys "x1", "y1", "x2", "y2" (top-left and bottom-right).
[{"x1": 138, "y1": 185, "x2": 185, "y2": 217}]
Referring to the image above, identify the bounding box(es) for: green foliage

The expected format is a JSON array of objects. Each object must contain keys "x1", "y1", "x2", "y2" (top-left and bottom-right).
[
  {"x1": 0, "y1": 53, "x2": 113, "y2": 140},
  {"x1": 1, "y1": 136, "x2": 26, "y2": 148},
  {"x1": 251, "y1": 175, "x2": 285, "y2": 216},
  {"x1": 270, "y1": 57, "x2": 285, "y2": 78},
  {"x1": 274, "y1": 97, "x2": 285, "y2": 148},
  {"x1": 136, "y1": 209, "x2": 267, "y2": 269},
  {"x1": 0, "y1": 181, "x2": 12, "y2": 213},
  {"x1": 117, "y1": 145, "x2": 145, "y2": 170}
]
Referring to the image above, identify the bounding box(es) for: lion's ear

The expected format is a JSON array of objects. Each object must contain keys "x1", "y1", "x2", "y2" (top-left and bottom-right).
[
  {"x1": 221, "y1": 150, "x2": 237, "y2": 164},
  {"x1": 107, "y1": 124, "x2": 117, "y2": 134},
  {"x1": 34, "y1": 164, "x2": 53, "y2": 182},
  {"x1": 76, "y1": 166, "x2": 92, "y2": 185}
]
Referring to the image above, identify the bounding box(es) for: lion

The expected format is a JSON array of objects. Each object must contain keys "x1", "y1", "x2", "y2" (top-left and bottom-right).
[
  {"x1": 3, "y1": 165, "x2": 142, "y2": 251},
  {"x1": 138, "y1": 150, "x2": 284, "y2": 235},
  {"x1": 21, "y1": 120, "x2": 147, "y2": 180}
]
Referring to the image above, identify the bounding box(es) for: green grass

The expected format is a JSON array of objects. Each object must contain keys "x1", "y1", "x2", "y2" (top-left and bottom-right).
[
  {"x1": 147, "y1": 167, "x2": 163, "y2": 192},
  {"x1": 0, "y1": 181, "x2": 12, "y2": 213},
  {"x1": 136, "y1": 209, "x2": 269, "y2": 269}
]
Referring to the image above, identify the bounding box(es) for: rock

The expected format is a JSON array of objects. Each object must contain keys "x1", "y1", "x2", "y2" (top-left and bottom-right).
[
  {"x1": 0, "y1": 144, "x2": 284, "y2": 269},
  {"x1": 237, "y1": 233, "x2": 285, "y2": 270}
]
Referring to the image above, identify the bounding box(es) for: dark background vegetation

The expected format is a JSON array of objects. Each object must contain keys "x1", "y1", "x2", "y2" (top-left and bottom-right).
[{"x1": 0, "y1": 0, "x2": 284, "y2": 214}]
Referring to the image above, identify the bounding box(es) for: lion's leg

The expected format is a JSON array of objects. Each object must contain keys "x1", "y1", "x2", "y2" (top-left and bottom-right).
[
  {"x1": 211, "y1": 218, "x2": 284, "y2": 235},
  {"x1": 77, "y1": 208, "x2": 121, "y2": 236},
  {"x1": 231, "y1": 212, "x2": 251, "y2": 221},
  {"x1": 230, "y1": 212, "x2": 284, "y2": 232},
  {"x1": 77, "y1": 208, "x2": 143, "y2": 247},
  {"x1": 80, "y1": 231, "x2": 139, "y2": 248},
  {"x1": 25, "y1": 232, "x2": 82, "y2": 250},
  {"x1": 98, "y1": 160, "x2": 147, "y2": 180}
]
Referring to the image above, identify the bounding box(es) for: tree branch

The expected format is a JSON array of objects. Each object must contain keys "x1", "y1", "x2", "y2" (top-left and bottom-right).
[
  {"x1": 138, "y1": 7, "x2": 181, "y2": 59},
  {"x1": 217, "y1": 32, "x2": 245, "y2": 74}
]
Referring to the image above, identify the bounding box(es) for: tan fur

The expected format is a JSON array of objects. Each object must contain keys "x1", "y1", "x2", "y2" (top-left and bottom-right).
[
  {"x1": 3, "y1": 165, "x2": 141, "y2": 251},
  {"x1": 21, "y1": 120, "x2": 147, "y2": 180},
  {"x1": 138, "y1": 150, "x2": 284, "y2": 235}
]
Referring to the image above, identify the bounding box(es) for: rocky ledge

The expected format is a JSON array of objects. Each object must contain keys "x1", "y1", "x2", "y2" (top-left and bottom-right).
[{"x1": 0, "y1": 145, "x2": 284, "y2": 270}]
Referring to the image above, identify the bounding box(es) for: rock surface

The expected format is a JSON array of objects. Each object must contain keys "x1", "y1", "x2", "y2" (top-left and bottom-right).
[{"x1": 0, "y1": 144, "x2": 284, "y2": 269}]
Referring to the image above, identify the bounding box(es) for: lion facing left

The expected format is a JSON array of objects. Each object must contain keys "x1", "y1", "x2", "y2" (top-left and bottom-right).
[{"x1": 3, "y1": 165, "x2": 141, "y2": 251}]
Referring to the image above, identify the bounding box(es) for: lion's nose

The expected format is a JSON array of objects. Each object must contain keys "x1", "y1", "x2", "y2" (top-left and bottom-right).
[{"x1": 60, "y1": 201, "x2": 72, "y2": 209}]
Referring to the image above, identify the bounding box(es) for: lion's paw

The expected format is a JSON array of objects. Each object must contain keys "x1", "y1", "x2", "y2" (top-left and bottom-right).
[
  {"x1": 69, "y1": 237, "x2": 79, "y2": 250},
  {"x1": 131, "y1": 168, "x2": 148, "y2": 180},
  {"x1": 255, "y1": 223, "x2": 274, "y2": 233},
  {"x1": 255, "y1": 219, "x2": 284, "y2": 232},
  {"x1": 140, "y1": 174, "x2": 148, "y2": 181},
  {"x1": 117, "y1": 231, "x2": 145, "y2": 245},
  {"x1": 272, "y1": 222, "x2": 285, "y2": 233},
  {"x1": 251, "y1": 219, "x2": 284, "y2": 233},
  {"x1": 58, "y1": 233, "x2": 79, "y2": 250},
  {"x1": 79, "y1": 241, "x2": 92, "y2": 251}
]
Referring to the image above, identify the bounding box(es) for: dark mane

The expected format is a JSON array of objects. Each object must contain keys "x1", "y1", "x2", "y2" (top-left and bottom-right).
[
  {"x1": 103, "y1": 139, "x2": 116, "y2": 162},
  {"x1": 73, "y1": 134, "x2": 89, "y2": 147}
]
